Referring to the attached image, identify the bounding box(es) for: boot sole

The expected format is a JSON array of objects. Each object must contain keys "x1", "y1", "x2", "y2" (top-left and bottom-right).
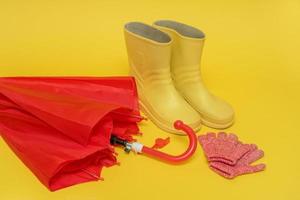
[{"x1": 201, "y1": 117, "x2": 234, "y2": 129}]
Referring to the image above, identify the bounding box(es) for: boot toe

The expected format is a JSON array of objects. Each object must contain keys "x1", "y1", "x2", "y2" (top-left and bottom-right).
[{"x1": 201, "y1": 99, "x2": 235, "y2": 129}]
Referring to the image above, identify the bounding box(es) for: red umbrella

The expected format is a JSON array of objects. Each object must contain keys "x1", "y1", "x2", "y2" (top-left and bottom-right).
[
  {"x1": 0, "y1": 77, "x2": 143, "y2": 191},
  {"x1": 0, "y1": 77, "x2": 199, "y2": 191}
]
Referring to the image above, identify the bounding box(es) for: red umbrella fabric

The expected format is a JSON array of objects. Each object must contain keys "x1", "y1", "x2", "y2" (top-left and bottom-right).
[{"x1": 0, "y1": 77, "x2": 142, "y2": 191}]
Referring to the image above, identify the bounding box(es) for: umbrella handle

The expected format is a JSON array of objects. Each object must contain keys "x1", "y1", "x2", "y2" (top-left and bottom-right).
[{"x1": 132, "y1": 120, "x2": 198, "y2": 164}]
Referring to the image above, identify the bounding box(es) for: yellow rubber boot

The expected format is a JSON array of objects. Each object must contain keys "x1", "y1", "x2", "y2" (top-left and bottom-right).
[
  {"x1": 153, "y1": 20, "x2": 234, "y2": 129},
  {"x1": 124, "y1": 22, "x2": 202, "y2": 134}
]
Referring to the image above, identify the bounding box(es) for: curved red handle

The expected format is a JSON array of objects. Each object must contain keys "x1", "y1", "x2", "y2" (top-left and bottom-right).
[{"x1": 141, "y1": 120, "x2": 197, "y2": 164}]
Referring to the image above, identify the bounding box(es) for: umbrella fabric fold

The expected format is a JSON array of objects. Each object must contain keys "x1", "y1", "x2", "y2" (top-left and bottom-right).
[{"x1": 0, "y1": 77, "x2": 142, "y2": 191}]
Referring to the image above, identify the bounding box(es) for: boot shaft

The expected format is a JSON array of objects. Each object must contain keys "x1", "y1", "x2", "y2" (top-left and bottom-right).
[
  {"x1": 153, "y1": 20, "x2": 205, "y2": 77},
  {"x1": 124, "y1": 22, "x2": 173, "y2": 84}
]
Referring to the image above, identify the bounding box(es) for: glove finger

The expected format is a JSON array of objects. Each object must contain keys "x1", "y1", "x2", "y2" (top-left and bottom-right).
[
  {"x1": 198, "y1": 134, "x2": 214, "y2": 147},
  {"x1": 251, "y1": 163, "x2": 266, "y2": 172},
  {"x1": 198, "y1": 135, "x2": 207, "y2": 146},
  {"x1": 231, "y1": 143, "x2": 253, "y2": 162},
  {"x1": 228, "y1": 133, "x2": 238, "y2": 142},
  {"x1": 206, "y1": 132, "x2": 216, "y2": 140},
  {"x1": 236, "y1": 163, "x2": 266, "y2": 177},
  {"x1": 199, "y1": 132, "x2": 216, "y2": 146},
  {"x1": 217, "y1": 132, "x2": 227, "y2": 140},
  {"x1": 244, "y1": 149, "x2": 264, "y2": 164}
]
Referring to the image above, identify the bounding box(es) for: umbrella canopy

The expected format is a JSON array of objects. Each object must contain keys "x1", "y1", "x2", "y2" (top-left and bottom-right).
[{"x1": 0, "y1": 77, "x2": 142, "y2": 191}]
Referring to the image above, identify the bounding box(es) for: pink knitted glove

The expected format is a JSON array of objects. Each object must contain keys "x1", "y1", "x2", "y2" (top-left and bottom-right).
[
  {"x1": 198, "y1": 132, "x2": 252, "y2": 165},
  {"x1": 209, "y1": 144, "x2": 266, "y2": 179}
]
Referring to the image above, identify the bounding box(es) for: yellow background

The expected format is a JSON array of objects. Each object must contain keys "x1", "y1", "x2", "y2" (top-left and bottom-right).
[{"x1": 1, "y1": 0, "x2": 300, "y2": 199}]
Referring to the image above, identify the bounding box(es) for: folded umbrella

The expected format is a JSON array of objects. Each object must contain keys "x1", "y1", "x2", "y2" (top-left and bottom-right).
[{"x1": 0, "y1": 77, "x2": 142, "y2": 191}]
